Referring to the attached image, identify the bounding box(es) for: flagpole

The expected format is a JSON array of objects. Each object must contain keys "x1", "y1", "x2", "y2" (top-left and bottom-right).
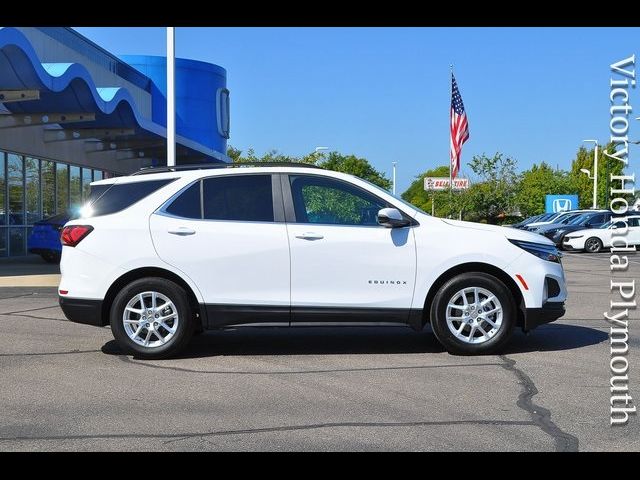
[{"x1": 449, "y1": 64, "x2": 453, "y2": 217}]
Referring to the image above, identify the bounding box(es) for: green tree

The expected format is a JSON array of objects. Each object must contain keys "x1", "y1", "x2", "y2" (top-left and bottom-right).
[
  {"x1": 228, "y1": 145, "x2": 298, "y2": 164},
  {"x1": 515, "y1": 163, "x2": 574, "y2": 217},
  {"x1": 464, "y1": 152, "x2": 518, "y2": 224},
  {"x1": 226, "y1": 145, "x2": 390, "y2": 189},
  {"x1": 401, "y1": 165, "x2": 450, "y2": 215},
  {"x1": 317, "y1": 152, "x2": 391, "y2": 190}
]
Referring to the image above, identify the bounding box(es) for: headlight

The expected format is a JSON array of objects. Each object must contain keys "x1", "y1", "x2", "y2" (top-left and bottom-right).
[
  {"x1": 565, "y1": 234, "x2": 583, "y2": 240},
  {"x1": 509, "y1": 239, "x2": 562, "y2": 263},
  {"x1": 551, "y1": 229, "x2": 566, "y2": 240}
]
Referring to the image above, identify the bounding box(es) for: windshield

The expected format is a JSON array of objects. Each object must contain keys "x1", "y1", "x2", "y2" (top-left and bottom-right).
[
  {"x1": 547, "y1": 212, "x2": 568, "y2": 223},
  {"x1": 536, "y1": 213, "x2": 555, "y2": 222},
  {"x1": 521, "y1": 214, "x2": 542, "y2": 225},
  {"x1": 567, "y1": 214, "x2": 589, "y2": 225},
  {"x1": 559, "y1": 213, "x2": 581, "y2": 224}
]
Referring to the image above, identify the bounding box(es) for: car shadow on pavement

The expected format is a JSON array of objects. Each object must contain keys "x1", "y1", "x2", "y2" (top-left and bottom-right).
[
  {"x1": 101, "y1": 323, "x2": 608, "y2": 359},
  {"x1": 503, "y1": 323, "x2": 608, "y2": 354}
]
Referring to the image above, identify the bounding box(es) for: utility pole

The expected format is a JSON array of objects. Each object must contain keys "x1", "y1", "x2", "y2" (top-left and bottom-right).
[
  {"x1": 392, "y1": 161, "x2": 397, "y2": 196},
  {"x1": 582, "y1": 139, "x2": 598, "y2": 209}
]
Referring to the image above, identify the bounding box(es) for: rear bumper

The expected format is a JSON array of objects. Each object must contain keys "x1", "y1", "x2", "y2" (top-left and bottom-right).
[
  {"x1": 59, "y1": 296, "x2": 105, "y2": 327},
  {"x1": 524, "y1": 302, "x2": 565, "y2": 331}
]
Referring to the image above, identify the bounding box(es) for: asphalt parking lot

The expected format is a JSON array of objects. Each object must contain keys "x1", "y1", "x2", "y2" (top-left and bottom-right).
[{"x1": 0, "y1": 252, "x2": 638, "y2": 451}]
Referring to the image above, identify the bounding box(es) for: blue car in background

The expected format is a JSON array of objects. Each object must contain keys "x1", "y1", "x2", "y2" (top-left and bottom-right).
[{"x1": 27, "y1": 213, "x2": 69, "y2": 263}]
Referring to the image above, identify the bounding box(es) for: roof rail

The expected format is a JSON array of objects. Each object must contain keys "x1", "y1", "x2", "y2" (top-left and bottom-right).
[{"x1": 132, "y1": 162, "x2": 322, "y2": 175}]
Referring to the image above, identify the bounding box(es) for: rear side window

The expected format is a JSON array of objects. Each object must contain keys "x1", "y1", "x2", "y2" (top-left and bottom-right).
[
  {"x1": 89, "y1": 179, "x2": 175, "y2": 217},
  {"x1": 203, "y1": 175, "x2": 273, "y2": 222},
  {"x1": 87, "y1": 184, "x2": 112, "y2": 203},
  {"x1": 165, "y1": 182, "x2": 201, "y2": 219}
]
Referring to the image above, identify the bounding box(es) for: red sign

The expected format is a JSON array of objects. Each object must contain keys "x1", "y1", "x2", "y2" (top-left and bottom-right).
[{"x1": 424, "y1": 177, "x2": 469, "y2": 191}]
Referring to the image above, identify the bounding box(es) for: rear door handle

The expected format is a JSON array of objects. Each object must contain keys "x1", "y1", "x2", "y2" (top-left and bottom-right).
[
  {"x1": 295, "y1": 232, "x2": 324, "y2": 240},
  {"x1": 168, "y1": 228, "x2": 196, "y2": 236}
]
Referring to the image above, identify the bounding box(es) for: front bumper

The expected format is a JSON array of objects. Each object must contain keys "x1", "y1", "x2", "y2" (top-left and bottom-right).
[
  {"x1": 524, "y1": 301, "x2": 565, "y2": 331},
  {"x1": 59, "y1": 296, "x2": 105, "y2": 327}
]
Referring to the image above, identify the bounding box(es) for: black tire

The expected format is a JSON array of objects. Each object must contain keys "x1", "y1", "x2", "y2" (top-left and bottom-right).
[
  {"x1": 584, "y1": 237, "x2": 603, "y2": 253},
  {"x1": 429, "y1": 272, "x2": 516, "y2": 355},
  {"x1": 110, "y1": 277, "x2": 195, "y2": 359}
]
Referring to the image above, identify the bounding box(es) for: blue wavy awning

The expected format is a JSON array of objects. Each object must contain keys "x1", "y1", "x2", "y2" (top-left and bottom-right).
[{"x1": 0, "y1": 27, "x2": 227, "y2": 162}]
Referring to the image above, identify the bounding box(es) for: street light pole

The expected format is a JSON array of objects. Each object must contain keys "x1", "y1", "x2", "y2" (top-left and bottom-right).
[
  {"x1": 392, "y1": 162, "x2": 397, "y2": 196},
  {"x1": 582, "y1": 139, "x2": 598, "y2": 209},
  {"x1": 313, "y1": 146, "x2": 328, "y2": 165}
]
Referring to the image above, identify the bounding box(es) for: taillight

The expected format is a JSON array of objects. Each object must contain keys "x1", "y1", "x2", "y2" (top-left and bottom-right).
[{"x1": 61, "y1": 225, "x2": 94, "y2": 247}]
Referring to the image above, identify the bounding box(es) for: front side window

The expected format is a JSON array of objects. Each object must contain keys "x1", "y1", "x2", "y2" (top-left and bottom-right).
[
  {"x1": 289, "y1": 175, "x2": 387, "y2": 226},
  {"x1": 203, "y1": 175, "x2": 273, "y2": 222}
]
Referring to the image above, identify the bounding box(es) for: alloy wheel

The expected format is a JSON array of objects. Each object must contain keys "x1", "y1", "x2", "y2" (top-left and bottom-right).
[
  {"x1": 122, "y1": 291, "x2": 179, "y2": 348},
  {"x1": 445, "y1": 286, "x2": 503, "y2": 344}
]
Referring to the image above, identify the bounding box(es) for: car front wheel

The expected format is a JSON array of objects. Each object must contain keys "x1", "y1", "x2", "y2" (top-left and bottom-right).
[
  {"x1": 430, "y1": 272, "x2": 516, "y2": 355},
  {"x1": 584, "y1": 237, "x2": 603, "y2": 253},
  {"x1": 110, "y1": 277, "x2": 195, "y2": 359}
]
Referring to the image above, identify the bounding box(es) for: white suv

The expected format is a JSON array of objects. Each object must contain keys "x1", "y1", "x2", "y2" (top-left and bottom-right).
[{"x1": 59, "y1": 164, "x2": 567, "y2": 359}]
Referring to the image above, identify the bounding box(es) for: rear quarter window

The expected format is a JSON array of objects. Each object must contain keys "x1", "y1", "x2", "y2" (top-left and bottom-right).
[{"x1": 88, "y1": 179, "x2": 175, "y2": 217}]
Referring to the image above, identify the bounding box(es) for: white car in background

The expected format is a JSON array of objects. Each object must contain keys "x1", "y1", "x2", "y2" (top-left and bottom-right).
[{"x1": 562, "y1": 215, "x2": 640, "y2": 253}]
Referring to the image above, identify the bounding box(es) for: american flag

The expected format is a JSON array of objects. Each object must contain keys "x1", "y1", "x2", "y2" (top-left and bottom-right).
[{"x1": 450, "y1": 73, "x2": 469, "y2": 180}]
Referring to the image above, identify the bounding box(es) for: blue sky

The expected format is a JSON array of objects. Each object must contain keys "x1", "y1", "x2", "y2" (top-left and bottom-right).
[{"x1": 75, "y1": 27, "x2": 639, "y2": 193}]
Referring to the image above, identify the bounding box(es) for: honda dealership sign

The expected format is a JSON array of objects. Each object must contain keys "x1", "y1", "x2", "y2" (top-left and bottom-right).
[
  {"x1": 545, "y1": 194, "x2": 579, "y2": 213},
  {"x1": 424, "y1": 177, "x2": 469, "y2": 191}
]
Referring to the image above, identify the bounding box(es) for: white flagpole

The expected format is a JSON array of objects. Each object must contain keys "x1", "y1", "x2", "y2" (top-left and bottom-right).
[
  {"x1": 449, "y1": 65, "x2": 453, "y2": 216},
  {"x1": 167, "y1": 27, "x2": 176, "y2": 167}
]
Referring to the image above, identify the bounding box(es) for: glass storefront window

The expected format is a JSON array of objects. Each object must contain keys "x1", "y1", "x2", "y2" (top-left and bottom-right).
[
  {"x1": 25, "y1": 157, "x2": 40, "y2": 224},
  {"x1": 0, "y1": 150, "x2": 115, "y2": 257},
  {"x1": 0, "y1": 152, "x2": 5, "y2": 257},
  {"x1": 0, "y1": 229, "x2": 6, "y2": 257},
  {"x1": 81, "y1": 168, "x2": 92, "y2": 202},
  {"x1": 56, "y1": 163, "x2": 68, "y2": 214},
  {"x1": 70, "y1": 165, "x2": 81, "y2": 212},
  {"x1": 0, "y1": 152, "x2": 5, "y2": 227},
  {"x1": 9, "y1": 227, "x2": 25, "y2": 256},
  {"x1": 42, "y1": 161, "x2": 55, "y2": 218},
  {"x1": 8, "y1": 154, "x2": 24, "y2": 226}
]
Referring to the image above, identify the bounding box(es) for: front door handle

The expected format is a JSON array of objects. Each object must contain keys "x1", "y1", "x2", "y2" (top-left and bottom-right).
[
  {"x1": 295, "y1": 232, "x2": 324, "y2": 240},
  {"x1": 168, "y1": 228, "x2": 196, "y2": 236}
]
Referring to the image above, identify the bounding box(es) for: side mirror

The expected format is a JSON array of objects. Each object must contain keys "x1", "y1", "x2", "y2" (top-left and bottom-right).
[{"x1": 377, "y1": 208, "x2": 410, "y2": 228}]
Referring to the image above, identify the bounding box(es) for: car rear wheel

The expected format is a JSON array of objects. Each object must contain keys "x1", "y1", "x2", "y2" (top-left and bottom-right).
[
  {"x1": 110, "y1": 277, "x2": 195, "y2": 359},
  {"x1": 430, "y1": 272, "x2": 516, "y2": 355},
  {"x1": 584, "y1": 237, "x2": 603, "y2": 253}
]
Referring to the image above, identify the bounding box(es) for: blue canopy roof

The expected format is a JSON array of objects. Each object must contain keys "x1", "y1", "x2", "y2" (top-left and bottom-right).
[{"x1": 0, "y1": 27, "x2": 227, "y2": 163}]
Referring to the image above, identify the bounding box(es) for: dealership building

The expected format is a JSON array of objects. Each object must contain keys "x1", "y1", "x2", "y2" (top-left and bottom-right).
[{"x1": 0, "y1": 27, "x2": 230, "y2": 257}]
